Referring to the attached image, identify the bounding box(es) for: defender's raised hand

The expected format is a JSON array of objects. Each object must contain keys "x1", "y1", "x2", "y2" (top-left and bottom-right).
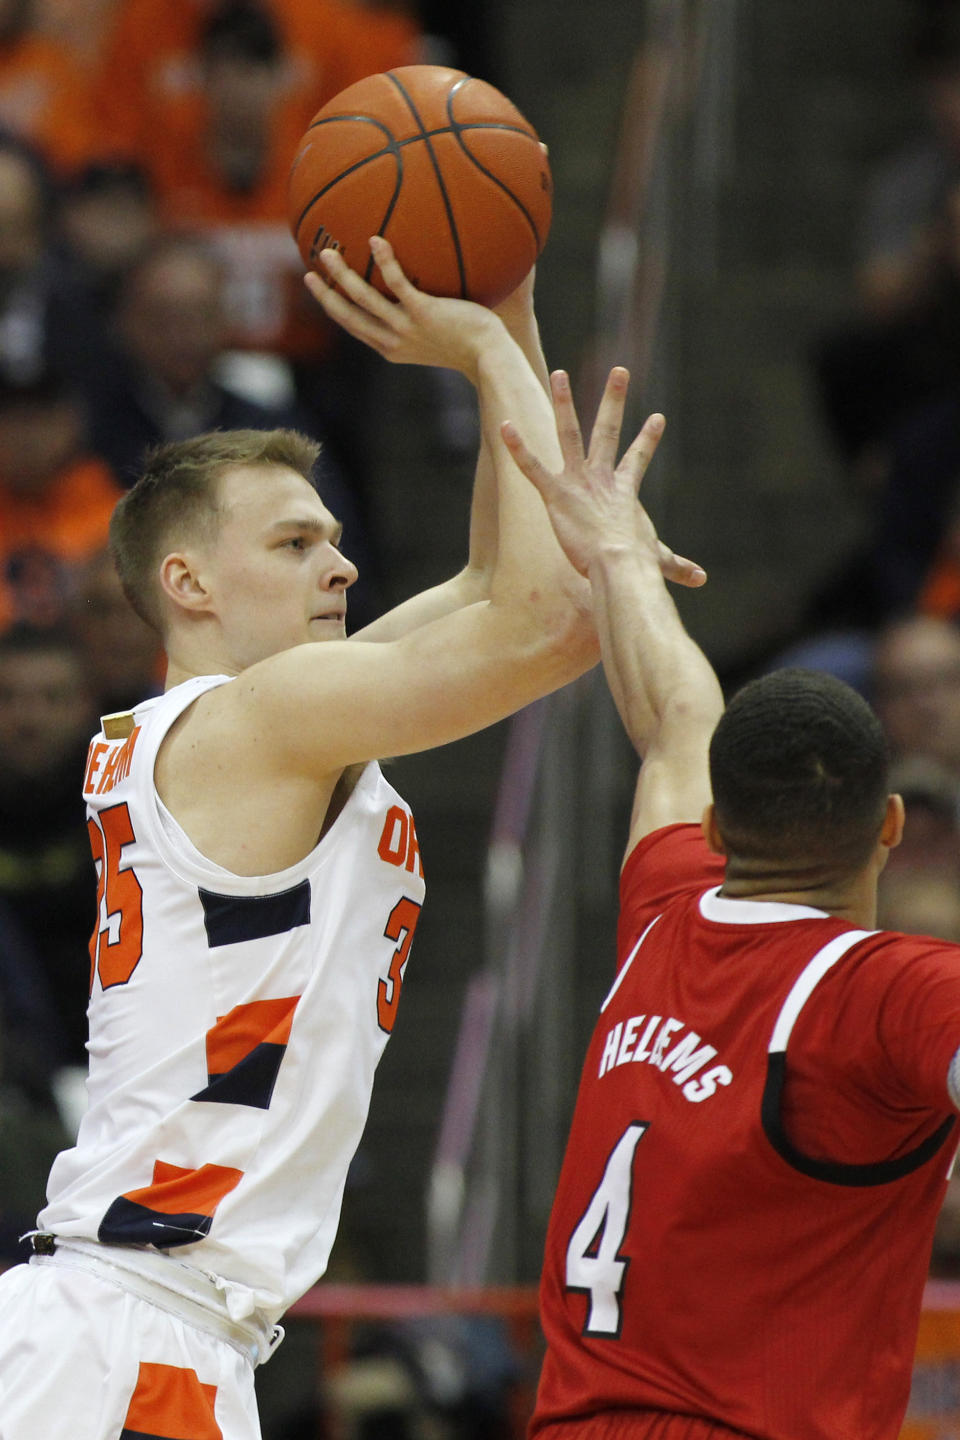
[{"x1": 501, "y1": 367, "x2": 707, "y2": 589}]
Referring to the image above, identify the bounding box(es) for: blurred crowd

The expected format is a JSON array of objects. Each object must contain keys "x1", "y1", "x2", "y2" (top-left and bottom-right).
[{"x1": 790, "y1": 0, "x2": 960, "y2": 1280}]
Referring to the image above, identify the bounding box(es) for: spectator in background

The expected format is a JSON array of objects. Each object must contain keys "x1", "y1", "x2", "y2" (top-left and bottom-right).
[
  {"x1": 0, "y1": 991, "x2": 71, "y2": 1260},
  {"x1": 0, "y1": 624, "x2": 96, "y2": 1072},
  {"x1": 882, "y1": 754, "x2": 960, "y2": 877},
  {"x1": 32, "y1": 0, "x2": 123, "y2": 67},
  {"x1": 870, "y1": 613, "x2": 960, "y2": 776},
  {"x1": 0, "y1": 894, "x2": 68, "y2": 1113},
  {"x1": 56, "y1": 159, "x2": 157, "y2": 313},
  {"x1": 0, "y1": 133, "x2": 108, "y2": 389},
  {"x1": 815, "y1": 7, "x2": 960, "y2": 472},
  {"x1": 878, "y1": 869, "x2": 960, "y2": 940},
  {"x1": 81, "y1": 231, "x2": 381, "y2": 622},
  {"x1": 84, "y1": 233, "x2": 307, "y2": 485},
  {"x1": 92, "y1": 0, "x2": 420, "y2": 363},
  {"x1": 415, "y1": 0, "x2": 500, "y2": 81},
  {"x1": 93, "y1": 0, "x2": 420, "y2": 166},
  {"x1": 858, "y1": 4, "x2": 960, "y2": 327},
  {"x1": 68, "y1": 547, "x2": 163, "y2": 717},
  {"x1": 0, "y1": 0, "x2": 100, "y2": 173},
  {"x1": 874, "y1": 752, "x2": 960, "y2": 1281},
  {"x1": 91, "y1": 0, "x2": 423, "y2": 502},
  {"x1": 0, "y1": 371, "x2": 121, "y2": 630}
]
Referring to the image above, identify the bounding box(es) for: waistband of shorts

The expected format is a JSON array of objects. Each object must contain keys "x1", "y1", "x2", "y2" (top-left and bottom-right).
[{"x1": 27, "y1": 1234, "x2": 284, "y2": 1367}]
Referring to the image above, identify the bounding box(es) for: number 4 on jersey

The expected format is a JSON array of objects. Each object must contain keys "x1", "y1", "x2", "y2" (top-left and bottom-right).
[{"x1": 565, "y1": 1121, "x2": 648, "y2": 1337}]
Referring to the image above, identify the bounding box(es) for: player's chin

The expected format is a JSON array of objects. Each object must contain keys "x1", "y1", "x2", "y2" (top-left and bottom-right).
[{"x1": 308, "y1": 616, "x2": 347, "y2": 640}]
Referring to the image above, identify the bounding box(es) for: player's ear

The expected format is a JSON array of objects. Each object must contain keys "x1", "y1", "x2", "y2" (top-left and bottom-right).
[
  {"x1": 159, "y1": 551, "x2": 213, "y2": 615},
  {"x1": 701, "y1": 803, "x2": 726, "y2": 856},
  {"x1": 880, "y1": 793, "x2": 905, "y2": 851}
]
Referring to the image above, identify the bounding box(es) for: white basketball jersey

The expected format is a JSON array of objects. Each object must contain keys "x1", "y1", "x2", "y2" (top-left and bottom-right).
[{"x1": 40, "y1": 675, "x2": 426, "y2": 1324}]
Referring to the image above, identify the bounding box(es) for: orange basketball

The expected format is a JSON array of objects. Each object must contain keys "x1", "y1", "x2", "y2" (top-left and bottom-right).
[{"x1": 288, "y1": 65, "x2": 553, "y2": 308}]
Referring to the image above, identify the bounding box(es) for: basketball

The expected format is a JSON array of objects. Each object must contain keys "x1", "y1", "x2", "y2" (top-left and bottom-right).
[{"x1": 288, "y1": 65, "x2": 553, "y2": 309}]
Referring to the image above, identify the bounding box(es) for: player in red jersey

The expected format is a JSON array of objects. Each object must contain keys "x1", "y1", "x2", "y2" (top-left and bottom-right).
[{"x1": 502, "y1": 371, "x2": 960, "y2": 1440}]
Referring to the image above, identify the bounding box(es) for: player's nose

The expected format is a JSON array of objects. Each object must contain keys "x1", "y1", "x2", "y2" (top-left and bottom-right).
[{"x1": 325, "y1": 544, "x2": 358, "y2": 590}]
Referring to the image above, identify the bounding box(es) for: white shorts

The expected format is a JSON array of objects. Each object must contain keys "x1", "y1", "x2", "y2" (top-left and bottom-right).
[{"x1": 0, "y1": 1260, "x2": 262, "y2": 1440}]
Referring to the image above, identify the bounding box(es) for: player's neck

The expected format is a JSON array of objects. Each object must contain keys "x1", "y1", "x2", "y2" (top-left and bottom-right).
[
  {"x1": 719, "y1": 867, "x2": 877, "y2": 929},
  {"x1": 162, "y1": 638, "x2": 240, "y2": 691}
]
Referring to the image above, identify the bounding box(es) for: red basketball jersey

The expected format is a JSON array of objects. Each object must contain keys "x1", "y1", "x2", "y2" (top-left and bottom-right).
[{"x1": 533, "y1": 825, "x2": 960, "y2": 1440}]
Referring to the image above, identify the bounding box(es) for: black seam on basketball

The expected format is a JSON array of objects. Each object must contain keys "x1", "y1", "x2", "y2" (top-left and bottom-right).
[
  {"x1": 308, "y1": 114, "x2": 536, "y2": 141},
  {"x1": 445, "y1": 80, "x2": 544, "y2": 250},
  {"x1": 294, "y1": 118, "x2": 537, "y2": 236},
  {"x1": 293, "y1": 115, "x2": 400, "y2": 234},
  {"x1": 386, "y1": 70, "x2": 467, "y2": 298}
]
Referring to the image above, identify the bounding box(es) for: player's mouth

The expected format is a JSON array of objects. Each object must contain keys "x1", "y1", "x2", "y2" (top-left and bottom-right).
[{"x1": 311, "y1": 610, "x2": 346, "y2": 625}]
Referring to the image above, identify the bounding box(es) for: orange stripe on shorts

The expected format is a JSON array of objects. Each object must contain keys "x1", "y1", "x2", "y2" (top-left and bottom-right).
[{"x1": 121, "y1": 1361, "x2": 222, "y2": 1440}]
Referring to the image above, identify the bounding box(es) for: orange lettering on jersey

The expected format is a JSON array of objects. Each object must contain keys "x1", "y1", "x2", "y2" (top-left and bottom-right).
[
  {"x1": 124, "y1": 1159, "x2": 244, "y2": 1218},
  {"x1": 404, "y1": 818, "x2": 423, "y2": 877},
  {"x1": 122, "y1": 1361, "x2": 222, "y2": 1440},
  {"x1": 94, "y1": 725, "x2": 141, "y2": 796},
  {"x1": 378, "y1": 805, "x2": 408, "y2": 866},
  {"x1": 96, "y1": 743, "x2": 123, "y2": 794},
  {"x1": 83, "y1": 740, "x2": 109, "y2": 795},
  {"x1": 87, "y1": 816, "x2": 105, "y2": 995},
  {"x1": 377, "y1": 895, "x2": 422, "y2": 1033}
]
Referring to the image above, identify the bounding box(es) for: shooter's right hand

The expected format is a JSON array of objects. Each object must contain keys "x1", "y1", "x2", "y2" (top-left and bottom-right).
[{"x1": 304, "y1": 236, "x2": 504, "y2": 380}]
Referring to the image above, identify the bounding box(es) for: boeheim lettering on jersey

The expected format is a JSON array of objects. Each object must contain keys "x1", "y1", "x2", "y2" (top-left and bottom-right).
[
  {"x1": 83, "y1": 726, "x2": 142, "y2": 798},
  {"x1": 597, "y1": 1014, "x2": 733, "y2": 1102}
]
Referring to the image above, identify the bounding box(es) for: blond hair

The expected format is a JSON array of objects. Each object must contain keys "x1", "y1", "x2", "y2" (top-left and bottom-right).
[{"x1": 110, "y1": 429, "x2": 322, "y2": 633}]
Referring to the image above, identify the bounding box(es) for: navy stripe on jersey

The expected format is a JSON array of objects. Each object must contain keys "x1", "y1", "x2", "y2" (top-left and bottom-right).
[
  {"x1": 121, "y1": 1431, "x2": 217, "y2": 1440},
  {"x1": 98, "y1": 1196, "x2": 213, "y2": 1248},
  {"x1": 99, "y1": 1159, "x2": 242, "y2": 1248},
  {"x1": 191, "y1": 1041, "x2": 286, "y2": 1109},
  {"x1": 762, "y1": 1051, "x2": 956, "y2": 1186},
  {"x1": 121, "y1": 1432, "x2": 186, "y2": 1440},
  {"x1": 198, "y1": 880, "x2": 311, "y2": 947}
]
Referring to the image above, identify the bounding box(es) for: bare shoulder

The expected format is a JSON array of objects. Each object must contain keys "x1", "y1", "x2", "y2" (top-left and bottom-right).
[{"x1": 154, "y1": 654, "x2": 350, "y2": 874}]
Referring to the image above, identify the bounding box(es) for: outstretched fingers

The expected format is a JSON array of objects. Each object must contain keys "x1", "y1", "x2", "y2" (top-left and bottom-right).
[
  {"x1": 500, "y1": 419, "x2": 556, "y2": 500},
  {"x1": 586, "y1": 366, "x2": 630, "y2": 469},
  {"x1": 658, "y1": 541, "x2": 708, "y2": 588},
  {"x1": 619, "y1": 411, "x2": 666, "y2": 494},
  {"x1": 550, "y1": 370, "x2": 585, "y2": 468}
]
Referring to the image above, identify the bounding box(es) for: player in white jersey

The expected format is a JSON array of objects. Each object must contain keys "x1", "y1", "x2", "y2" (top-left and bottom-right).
[{"x1": 0, "y1": 240, "x2": 705, "y2": 1440}]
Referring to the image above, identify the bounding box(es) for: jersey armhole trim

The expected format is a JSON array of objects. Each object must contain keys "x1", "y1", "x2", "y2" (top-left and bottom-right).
[{"x1": 761, "y1": 926, "x2": 957, "y2": 1186}]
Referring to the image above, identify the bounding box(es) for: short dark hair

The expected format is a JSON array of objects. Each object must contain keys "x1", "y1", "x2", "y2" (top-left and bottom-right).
[
  {"x1": 709, "y1": 669, "x2": 890, "y2": 875},
  {"x1": 0, "y1": 622, "x2": 84, "y2": 666},
  {"x1": 200, "y1": 0, "x2": 281, "y2": 66},
  {"x1": 912, "y1": 3, "x2": 960, "y2": 78},
  {"x1": 109, "y1": 428, "x2": 322, "y2": 634},
  {"x1": 0, "y1": 370, "x2": 78, "y2": 413}
]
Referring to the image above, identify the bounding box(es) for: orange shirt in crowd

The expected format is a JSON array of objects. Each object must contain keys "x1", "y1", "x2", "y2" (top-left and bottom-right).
[
  {"x1": 92, "y1": 0, "x2": 421, "y2": 356},
  {"x1": 0, "y1": 458, "x2": 122, "y2": 630},
  {"x1": 94, "y1": 0, "x2": 421, "y2": 156},
  {"x1": 0, "y1": 29, "x2": 101, "y2": 173},
  {"x1": 920, "y1": 557, "x2": 960, "y2": 620}
]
